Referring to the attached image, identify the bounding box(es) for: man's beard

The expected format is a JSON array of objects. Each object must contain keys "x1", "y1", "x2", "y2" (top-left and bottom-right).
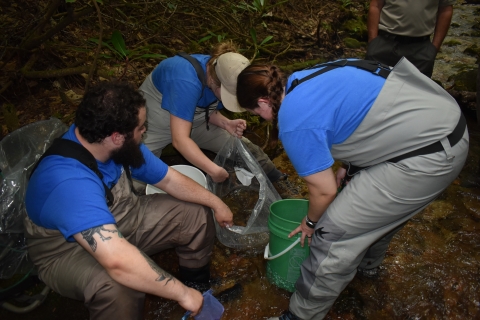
[{"x1": 111, "y1": 137, "x2": 146, "y2": 168}]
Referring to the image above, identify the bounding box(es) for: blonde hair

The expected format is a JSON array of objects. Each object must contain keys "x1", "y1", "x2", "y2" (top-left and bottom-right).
[{"x1": 207, "y1": 41, "x2": 239, "y2": 86}]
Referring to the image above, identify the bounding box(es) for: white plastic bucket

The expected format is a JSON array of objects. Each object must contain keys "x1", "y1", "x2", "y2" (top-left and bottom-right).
[{"x1": 145, "y1": 165, "x2": 207, "y2": 195}]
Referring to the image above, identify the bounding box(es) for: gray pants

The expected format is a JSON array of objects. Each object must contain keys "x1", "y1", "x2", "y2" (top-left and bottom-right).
[
  {"x1": 24, "y1": 173, "x2": 215, "y2": 319},
  {"x1": 366, "y1": 32, "x2": 437, "y2": 77},
  {"x1": 289, "y1": 58, "x2": 469, "y2": 319},
  {"x1": 139, "y1": 74, "x2": 281, "y2": 181}
]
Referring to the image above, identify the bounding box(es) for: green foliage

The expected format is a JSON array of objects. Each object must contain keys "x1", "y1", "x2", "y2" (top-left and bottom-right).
[
  {"x1": 338, "y1": 0, "x2": 353, "y2": 9},
  {"x1": 236, "y1": 0, "x2": 288, "y2": 16},
  {"x1": 197, "y1": 31, "x2": 228, "y2": 44},
  {"x1": 89, "y1": 30, "x2": 167, "y2": 61},
  {"x1": 249, "y1": 27, "x2": 273, "y2": 58}
]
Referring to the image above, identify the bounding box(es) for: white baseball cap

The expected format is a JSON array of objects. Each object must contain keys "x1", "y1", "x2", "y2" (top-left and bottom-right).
[{"x1": 214, "y1": 52, "x2": 250, "y2": 113}]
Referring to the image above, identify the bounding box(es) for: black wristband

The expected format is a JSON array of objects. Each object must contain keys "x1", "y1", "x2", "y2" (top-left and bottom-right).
[{"x1": 305, "y1": 216, "x2": 317, "y2": 229}]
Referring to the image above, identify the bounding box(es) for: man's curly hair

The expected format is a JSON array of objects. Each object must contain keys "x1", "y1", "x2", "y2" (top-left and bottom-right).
[{"x1": 75, "y1": 82, "x2": 146, "y2": 143}]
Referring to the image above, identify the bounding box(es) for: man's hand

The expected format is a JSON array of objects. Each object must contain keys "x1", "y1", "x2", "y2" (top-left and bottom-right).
[
  {"x1": 225, "y1": 119, "x2": 247, "y2": 138},
  {"x1": 212, "y1": 202, "x2": 234, "y2": 228},
  {"x1": 178, "y1": 286, "x2": 204, "y2": 316}
]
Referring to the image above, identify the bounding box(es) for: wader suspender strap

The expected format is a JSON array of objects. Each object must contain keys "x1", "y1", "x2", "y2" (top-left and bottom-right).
[
  {"x1": 287, "y1": 59, "x2": 391, "y2": 94},
  {"x1": 177, "y1": 52, "x2": 210, "y2": 130},
  {"x1": 29, "y1": 138, "x2": 133, "y2": 207}
]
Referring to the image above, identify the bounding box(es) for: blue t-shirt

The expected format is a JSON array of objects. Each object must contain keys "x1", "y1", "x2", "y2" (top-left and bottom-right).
[
  {"x1": 279, "y1": 62, "x2": 386, "y2": 177},
  {"x1": 25, "y1": 125, "x2": 168, "y2": 241},
  {"x1": 151, "y1": 54, "x2": 223, "y2": 122}
]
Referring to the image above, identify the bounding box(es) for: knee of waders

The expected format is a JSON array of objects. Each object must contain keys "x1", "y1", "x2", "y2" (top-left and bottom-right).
[{"x1": 86, "y1": 280, "x2": 145, "y2": 319}]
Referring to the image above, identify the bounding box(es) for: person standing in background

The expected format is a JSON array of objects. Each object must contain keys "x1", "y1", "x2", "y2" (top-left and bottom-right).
[{"x1": 366, "y1": 0, "x2": 455, "y2": 77}]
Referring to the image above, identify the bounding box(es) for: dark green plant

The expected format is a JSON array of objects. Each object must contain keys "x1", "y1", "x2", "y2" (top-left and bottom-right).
[{"x1": 89, "y1": 30, "x2": 167, "y2": 61}]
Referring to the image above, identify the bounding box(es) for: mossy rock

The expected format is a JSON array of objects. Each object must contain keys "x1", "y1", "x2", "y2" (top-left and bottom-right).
[
  {"x1": 451, "y1": 23, "x2": 460, "y2": 28},
  {"x1": 443, "y1": 39, "x2": 462, "y2": 47},
  {"x1": 464, "y1": 44, "x2": 480, "y2": 57},
  {"x1": 342, "y1": 18, "x2": 367, "y2": 40},
  {"x1": 448, "y1": 69, "x2": 478, "y2": 92},
  {"x1": 343, "y1": 37, "x2": 362, "y2": 49}
]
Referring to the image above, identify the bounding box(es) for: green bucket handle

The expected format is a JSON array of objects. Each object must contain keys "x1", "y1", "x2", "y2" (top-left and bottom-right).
[{"x1": 264, "y1": 238, "x2": 301, "y2": 260}]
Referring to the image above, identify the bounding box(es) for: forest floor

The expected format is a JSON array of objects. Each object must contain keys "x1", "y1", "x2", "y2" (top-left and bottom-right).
[{"x1": 0, "y1": 0, "x2": 370, "y2": 136}]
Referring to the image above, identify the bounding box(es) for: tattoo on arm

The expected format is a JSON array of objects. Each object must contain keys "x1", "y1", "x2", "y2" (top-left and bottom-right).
[
  {"x1": 80, "y1": 225, "x2": 122, "y2": 252},
  {"x1": 139, "y1": 250, "x2": 175, "y2": 285}
]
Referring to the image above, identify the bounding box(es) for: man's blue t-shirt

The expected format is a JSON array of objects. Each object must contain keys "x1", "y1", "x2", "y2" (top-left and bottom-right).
[
  {"x1": 151, "y1": 54, "x2": 223, "y2": 122},
  {"x1": 25, "y1": 125, "x2": 168, "y2": 242},
  {"x1": 279, "y1": 63, "x2": 386, "y2": 177}
]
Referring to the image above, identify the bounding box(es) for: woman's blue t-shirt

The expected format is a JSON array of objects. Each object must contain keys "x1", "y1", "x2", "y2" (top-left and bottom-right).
[
  {"x1": 25, "y1": 125, "x2": 168, "y2": 241},
  {"x1": 279, "y1": 62, "x2": 386, "y2": 177},
  {"x1": 151, "y1": 54, "x2": 223, "y2": 122}
]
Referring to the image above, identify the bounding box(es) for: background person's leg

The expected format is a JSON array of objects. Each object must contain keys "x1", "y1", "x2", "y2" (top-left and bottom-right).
[
  {"x1": 397, "y1": 40, "x2": 437, "y2": 77},
  {"x1": 365, "y1": 34, "x2": 401, "y2": 67}
]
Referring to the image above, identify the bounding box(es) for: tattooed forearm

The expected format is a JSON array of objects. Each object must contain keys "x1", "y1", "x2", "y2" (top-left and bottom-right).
[
  {"x1": 81, "y1": 225, "x2": 121, "y2": 252},
  {"x1": 139, "y1": 250, "x2": 175, "y2": 285}
]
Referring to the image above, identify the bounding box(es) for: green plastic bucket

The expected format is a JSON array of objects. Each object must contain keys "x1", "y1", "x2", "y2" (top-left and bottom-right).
[{"x1": 264, "y1": 199, "x2": 310, "y2": 292}]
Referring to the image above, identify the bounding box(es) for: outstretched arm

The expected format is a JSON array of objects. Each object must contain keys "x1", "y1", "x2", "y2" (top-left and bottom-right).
[
  {"x1": 367, "y1": 0, "x2": 385, "y2": 42},
  {"x1": 170, "y1": 114, "x2": 229, "y2": 182},
  {"x1": 73, "y1": 224, "x2": 204, "y2": 316},
  {"x1": 432, "y1": 5, "x2": 453, "y2": 51},
  {"x1": 154, "y1": 167, "x2": 233, "y2": 228},
  {"x1": 288, "y1": 168, "x2": 337, "y2": 246}
]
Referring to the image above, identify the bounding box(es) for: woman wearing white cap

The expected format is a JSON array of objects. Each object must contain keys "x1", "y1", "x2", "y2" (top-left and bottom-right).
[{"x1": 139, "y1": 41, "x2": 286, "y2": 184}]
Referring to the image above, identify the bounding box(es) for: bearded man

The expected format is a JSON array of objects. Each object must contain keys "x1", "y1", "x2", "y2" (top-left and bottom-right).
[{"x1": 24, "y1": 81, "x2": 233, "y2": 319}]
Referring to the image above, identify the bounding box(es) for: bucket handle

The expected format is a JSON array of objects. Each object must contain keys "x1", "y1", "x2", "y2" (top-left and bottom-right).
[{"x1": 264, "y1": 238, "x2": 301, "y2": 260}]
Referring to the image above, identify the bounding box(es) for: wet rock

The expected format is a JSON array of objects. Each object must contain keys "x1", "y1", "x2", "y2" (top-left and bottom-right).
[
  {"x1": 448, "y1": 69, "x2": 477, "y2": 92},
  {"x1": 342, "y1": 18, "x2": 367, "y2": 40},
  {"x1": 343, "y1": 37, "x2": 363, "y2": 49},
  {"x1": 463, "y1": 44, "x2": 480, "y2": 57},
  {"x1": 443, "y1": 39, "x2": 462, "y2": 47}
]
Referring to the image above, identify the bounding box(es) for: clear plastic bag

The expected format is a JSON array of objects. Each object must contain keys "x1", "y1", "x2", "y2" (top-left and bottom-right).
[
  {"x1": 0, "y1": 118, "x2": 67, "y2": 279},
  {"x1": 207, "y1": 136, "x2": 281, "y2": 250}
]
